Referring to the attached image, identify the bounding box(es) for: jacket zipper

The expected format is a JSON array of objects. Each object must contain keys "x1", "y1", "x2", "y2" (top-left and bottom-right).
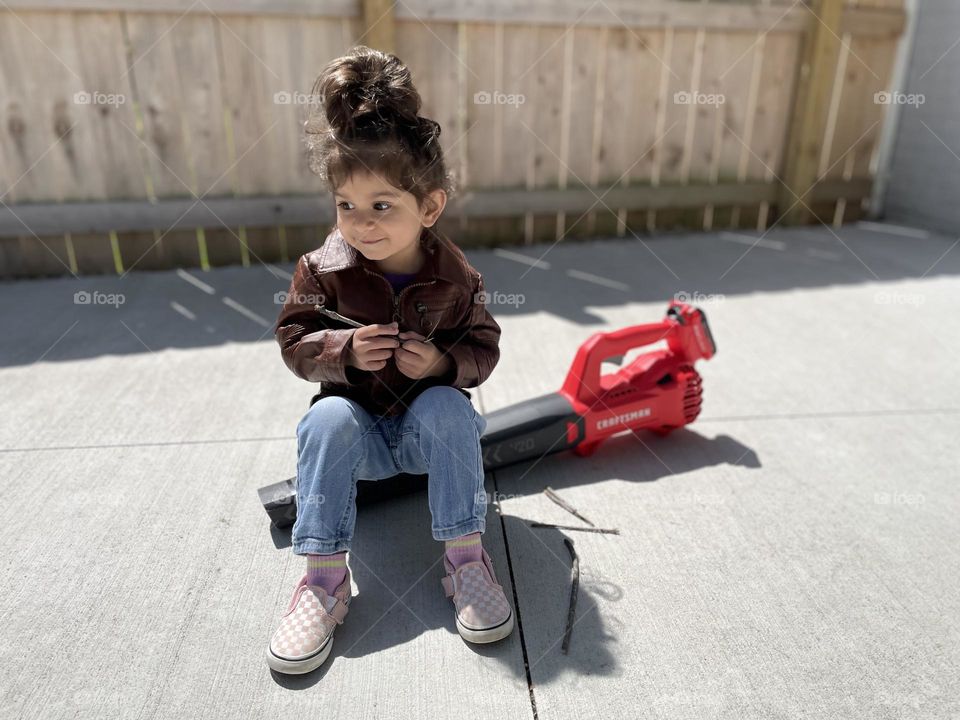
[
  {"x1": 361, "y1": 266, "x2": 436, "y2": 331},
  {"x1": 309, "y1": 263, "x2": 445, "y2": 413},
  {"x1": 359, "y1": 268, "x2": 440, "y2": 414}
]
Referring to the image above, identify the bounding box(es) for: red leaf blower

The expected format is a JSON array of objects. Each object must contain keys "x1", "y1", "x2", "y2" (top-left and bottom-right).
[{"x1": 258, "y1": 301, "x2": 716, "y2": 528}]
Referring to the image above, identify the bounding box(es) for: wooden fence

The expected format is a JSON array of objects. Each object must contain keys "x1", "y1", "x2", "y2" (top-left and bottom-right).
[{"x1": 0, "y1": 0, "x2": 906, "y2": 277}]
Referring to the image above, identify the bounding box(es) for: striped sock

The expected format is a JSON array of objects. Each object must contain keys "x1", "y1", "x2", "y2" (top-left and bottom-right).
[
  {"x1": 445, "y1": 532, "x2": 483, "y2": 569},
  {"x1": 305, "y1": 552, "x2": 348, "y2": 596}
]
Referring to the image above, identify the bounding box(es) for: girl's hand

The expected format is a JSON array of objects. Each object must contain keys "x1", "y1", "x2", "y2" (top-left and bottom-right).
[
  {"x1": 347, "y1": 322, "x2": 400, "y2": 372},
  {"x1": 396, "y1": 331, "x2": 453, "y2": 380}
]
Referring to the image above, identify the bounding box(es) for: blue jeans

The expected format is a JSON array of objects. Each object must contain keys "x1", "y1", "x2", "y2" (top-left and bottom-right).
[{"x1": 291, "y1": 385, "x2": 490, "y2": 555}]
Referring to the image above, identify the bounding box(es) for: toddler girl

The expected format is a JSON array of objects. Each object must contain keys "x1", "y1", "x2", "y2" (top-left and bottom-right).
[{"x1": 266, "y1": 45, "x2": 514, "y2": 675}]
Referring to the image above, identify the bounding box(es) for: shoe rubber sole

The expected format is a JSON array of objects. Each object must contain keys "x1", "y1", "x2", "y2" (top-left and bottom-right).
[
  {"x1": 266, "y1": 634, "x2": 334, "y2": 675},
  {"x1": 455, "y1": 608, "x2": 515, "y2": 644},
  {"x1": 265, "y1": 595, "x2": 351, "y2": 674}
]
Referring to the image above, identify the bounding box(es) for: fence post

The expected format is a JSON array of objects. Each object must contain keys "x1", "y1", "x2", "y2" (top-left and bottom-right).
[
  {"x1": 778, "y1": 0, "x2": 844, "y2": 225},
  {"x1": 362, "y1": 0, "x2": 396, "y2": 53}
]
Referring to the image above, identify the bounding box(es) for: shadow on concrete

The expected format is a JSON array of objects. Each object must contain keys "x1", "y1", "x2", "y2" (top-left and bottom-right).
[
  {"x1": 265, "y1": 488, "x2": 531, "y2": 688},
  {"x1": 1, "y1": 223, "x2": 957, "y2": 368},
  {"x1": 263, "y1": 424, "x2": 754, "y2": 687},
  {"x1": 491, "y1": 425, "x2": 759, "y2": 491},
  {"x1": 265, "y1": 424, "x2": 758, "y2": 552},
  {"x1": 265, "y1": 485, "x2": 620, "y2": 690}
]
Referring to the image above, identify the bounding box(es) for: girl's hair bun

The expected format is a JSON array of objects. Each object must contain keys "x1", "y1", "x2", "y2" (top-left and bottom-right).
[
  {"x1": 316, "y1": 45, "x2": 419, "y2": 139},
  {"x1": 303, "y1": 45, "x2": 456, "y2": 227}
]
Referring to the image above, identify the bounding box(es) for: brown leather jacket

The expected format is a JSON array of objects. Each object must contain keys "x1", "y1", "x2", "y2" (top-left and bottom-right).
[{"x1": 273, "y1": 226, "x2": 501, "y2": 417}]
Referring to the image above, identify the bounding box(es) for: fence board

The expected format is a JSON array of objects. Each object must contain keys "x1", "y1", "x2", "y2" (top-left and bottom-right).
[
  {"x1": 452, "y1": 22, "x2": 501, "y2": 243},
  {"x1": 0, "y1": 235, "x2": 72, "y2": 276},
  {"x1": 461, "y1": 22, "x2": 521, "y2": 243},
  {"x1": 814, "y1": 32, "x2": 897, "y2": 224},
  {"x1": 281, "y1": 224, "x2": 325, "y2": 262},
  {"x1": 702, "y1": 31, "x2": 759, "y2": 228},
  {"x1": 653, "y1": 28, "x2": 699, "y2": 229},
  {"x1": 70, "y1": 231, "x2": 117, "y2": 274},
  {"x1": 3, "y1": 1, "x2": 905, "y2": 37},
  {"x1": 746, "y1": 31, "x2": 802, "y2": 229},
  {"x1": 559, "y1": 26, "x2": 604, "y2": 240},
  {"x1": 0, "y1": 12, "x2": 82, "y2": 201},
  {"x1": 0, "y1": 0, "x2": 907, "y2": 276},
  {"x1": 397, "y1": 20, "x2": 462, "y2": 184},
  {"x1": 619, "y1": 28, "x2": 669, "y2": 235},
  {"x1": 125, "y1": 13, "x2": 220, "y2": 197},
  {"x1": 529, "y1": 24, "x2": 568, "y2": 243},
  {"x1": 114, "y1": 229, "x2": 169, "y2": 272},
  {"x1": 216, "y1": 15, "x2": 346, "y2": 196},
  {"x1": 71, "y1": 12, "x2": 145, "y2": 199},
  {"x1": 494, "y1": 22, "x2": 536, "y2": 244}
]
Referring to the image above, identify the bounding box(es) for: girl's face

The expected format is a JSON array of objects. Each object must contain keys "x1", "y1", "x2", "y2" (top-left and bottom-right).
[{"x1": 334, "y1": 170, "x2": 446, "y2": 274}]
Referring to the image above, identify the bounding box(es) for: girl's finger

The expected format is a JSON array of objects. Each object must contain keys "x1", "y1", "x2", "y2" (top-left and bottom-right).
[
  {"x1": 401, "y1": 340, "x2": 429, "y2": 358},
  {"x1": 395, "y1": 346, "x2": 417, "y2": 363},
  {"x1": 396, "y1": 352, "x2": 420, "y2": 372}
]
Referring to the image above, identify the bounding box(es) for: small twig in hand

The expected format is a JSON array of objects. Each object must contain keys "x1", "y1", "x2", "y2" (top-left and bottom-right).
[
  {"x1": 561, "y1": 536, "x2": 579, "y2": 654},
  {"x1": 544, "y1": 486, "x2": 595, "y2": 527},
  {"x1": 313, "y1": 304, "x2": 365, "y2": 329},
  {"x1": 529, "y1": 522, "x2": 619, "y2": 535}
]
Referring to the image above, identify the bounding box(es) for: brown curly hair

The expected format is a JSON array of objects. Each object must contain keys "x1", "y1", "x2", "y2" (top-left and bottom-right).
[{"x1": 303, "y1": 46, "x2": 456, "y2": 244}]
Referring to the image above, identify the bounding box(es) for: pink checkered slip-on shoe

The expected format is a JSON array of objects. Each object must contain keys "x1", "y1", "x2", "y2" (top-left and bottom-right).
[
  {"x1": 441, "y1": 547, "x2": 514, "y2": 643},
  {"x1": 266, "y1": 567, "x2": 352, "y2": 674}
]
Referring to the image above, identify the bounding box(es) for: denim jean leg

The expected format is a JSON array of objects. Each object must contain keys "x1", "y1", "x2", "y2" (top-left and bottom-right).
[
  {"x1": 399, "y1": 386, "x2": 487, "y2": 541},
  {"x1": 292, "y1": 396, "x2": 396, "y2": 555}
]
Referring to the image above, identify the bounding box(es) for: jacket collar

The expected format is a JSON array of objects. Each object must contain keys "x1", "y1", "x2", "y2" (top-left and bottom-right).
[{"x1": 318, "y1": 225, "x2": 468, "y2": 286}]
